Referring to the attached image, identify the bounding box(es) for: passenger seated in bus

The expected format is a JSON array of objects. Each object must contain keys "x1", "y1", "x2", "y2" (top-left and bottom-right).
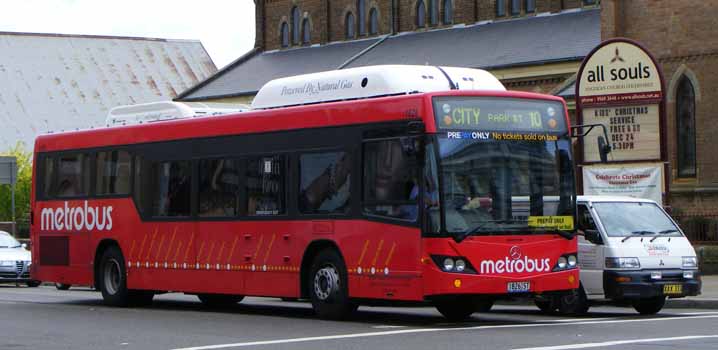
[{"x1": 299, "y1": 154, "x2": 351, "y2": 213}]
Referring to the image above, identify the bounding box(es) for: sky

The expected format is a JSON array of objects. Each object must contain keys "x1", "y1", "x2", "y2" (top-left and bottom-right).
[{"x1": 0, "y1": 0, "x2": 256, "y2": 69}]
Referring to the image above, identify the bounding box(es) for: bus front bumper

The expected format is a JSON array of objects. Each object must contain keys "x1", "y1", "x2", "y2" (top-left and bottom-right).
[{"x1": 423, "y1": 267, "x2": 579, "y2": 297}]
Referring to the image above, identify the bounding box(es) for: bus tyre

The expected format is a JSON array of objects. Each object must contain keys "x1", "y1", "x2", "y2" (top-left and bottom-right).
[
  {"x1": 475, "y1": 298, "x2": 495, "y2": 313},
  {"x1": 26, "y1": 280, "x2": 41, "y2": 288},
  {"x1": 55, "y1": 283, "x2": 71, "y2": 290},
  {"x1": 197, "y1": 294, "x2": 244, "y2": 307},
  {"x1": 535, "y1": 299, "x2": 558, "y2": 314},
  {"x1": 98, "y1": 246, "x2": 132, "y2": 306},
  {"x1": 435, "y1": 297, "x2": 477, "y2": 321},
  {"x1": 558, "y1": 285, "x2": 589, "y2": 315},
  {"x1": 633, "y1": 296, "x2": 666, "y2": 315},
  {"x1": 308, "y1": 248, "x2": 357, "y2": 320}
]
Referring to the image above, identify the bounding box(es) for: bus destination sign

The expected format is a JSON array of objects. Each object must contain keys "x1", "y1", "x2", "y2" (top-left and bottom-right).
[{"x1": 433, "y1": 97, "x2": 566, "y2": 138}]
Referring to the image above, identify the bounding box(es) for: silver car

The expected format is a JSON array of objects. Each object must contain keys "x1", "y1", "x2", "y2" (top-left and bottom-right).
[{"x1": 0, "y1": 231, "x2": 40, "y2": 287}]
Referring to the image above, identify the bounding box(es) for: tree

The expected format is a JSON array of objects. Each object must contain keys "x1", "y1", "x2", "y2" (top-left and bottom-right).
[{"x1": 0, "y1": 142, "x2": 33, "y2": 228}]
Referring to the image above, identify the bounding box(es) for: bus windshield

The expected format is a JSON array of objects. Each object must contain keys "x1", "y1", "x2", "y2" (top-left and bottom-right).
[{"x1": 432, "y1": 96, "x2": 575, "y2": 238}]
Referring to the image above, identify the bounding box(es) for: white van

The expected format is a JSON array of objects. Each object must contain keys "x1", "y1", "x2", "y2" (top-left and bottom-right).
[{"x1": 536, "y1": 195, "x2": 702, "y2": 315}]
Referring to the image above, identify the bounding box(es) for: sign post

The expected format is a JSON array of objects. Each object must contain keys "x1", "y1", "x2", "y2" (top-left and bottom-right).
[
  {"x1": 575, "y1": 39, "x2": 667, "y2": 204},
  {"x1": 0, "y1": 157, "x2": 18, "y2": 234}
]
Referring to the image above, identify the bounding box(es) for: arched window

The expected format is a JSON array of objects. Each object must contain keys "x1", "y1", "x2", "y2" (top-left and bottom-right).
[
  {"x1": 358, "y1": 0, "x2": 366, "y2": 36},
  {"x1": 442, "y1": 0, "x2": 453, "y2": 24},
  {"x1": 429, "y1": 0, "x2": 438, "y2": 26},
  {"x1": 280, "y1": 22, "x2": 289, "y2": 48},
  {"x1": 369, "y1": 8, "x2": 379, "y2": 35},
  {"x1": 291, "y1": 6, "x2": 301, "y2": 45},
  {"x1": 511, "y1": 0, "x2": 521, "y2": 15},
  {"x1": 676, "y1": 76, "x2": 697, "y2": 177},
  {"x1": 416, "y1": 0, "x2": 426, "y2": 28},
  {"x1": 346, "y1": 12, "x2": 356, "y2": 39},
  {"x1": 302, "y1": 18, "x2": 311, "y2": 45},
  {"x1": 526, "y1": 0, "x2": 536, "y2": 13}
]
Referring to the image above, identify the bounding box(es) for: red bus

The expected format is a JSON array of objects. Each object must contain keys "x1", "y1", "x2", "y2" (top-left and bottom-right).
[{"x1": 31, "y1": 65, "x2": 578, "y2": 320}]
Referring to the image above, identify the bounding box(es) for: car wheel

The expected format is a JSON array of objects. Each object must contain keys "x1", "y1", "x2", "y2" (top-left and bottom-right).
[
  {"x1": 308, "y1": 248, "x2": 357, "y2": 320},
  {"x1": 197, "y1": 294, "x2": 244, "y2": 307},
  {"x1": 633, "y1": 296, "x2": 666, "y2": 315},
  {"x1": 55, "y1": 283, "x2": 71, "y2": 290},
  {"x1": 26, "y1": 280, "x2": 41, "y2": 288}
]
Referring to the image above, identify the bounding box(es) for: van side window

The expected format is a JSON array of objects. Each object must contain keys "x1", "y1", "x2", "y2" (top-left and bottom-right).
[{"x1": 577, "y1": 205, "x2": 597, "y2": 231}]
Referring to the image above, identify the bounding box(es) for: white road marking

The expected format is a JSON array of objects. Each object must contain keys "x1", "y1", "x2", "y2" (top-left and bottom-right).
[
  {"x1": 171, "y1": 314, "x2": 718, "y2": 350},
  {"x1": 371, "y1": 325, "x2": 407, "y2": 329},
  {"x1": 511, "y1": 335, "x2": 718, "y2": 350}
]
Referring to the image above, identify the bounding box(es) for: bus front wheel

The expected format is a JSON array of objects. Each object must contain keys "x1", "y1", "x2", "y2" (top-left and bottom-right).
[
  {"x1": 435, "y1": 297, "x2": 477, "y2": 321},
  {"x1": 308, "y1": 248, "x2": 357, "y2": 320}
]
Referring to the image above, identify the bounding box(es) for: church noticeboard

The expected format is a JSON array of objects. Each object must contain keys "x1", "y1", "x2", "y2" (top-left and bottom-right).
[{"x1": 577, "y1": 39, "x2": 665, "y2": 163}]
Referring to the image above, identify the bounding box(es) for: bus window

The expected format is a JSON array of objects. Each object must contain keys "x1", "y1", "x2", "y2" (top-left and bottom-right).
[
  {"x1": 42, "y1": 156, "x2": 55, "y2": 199},
  {"x1": 96, "y1": 150, "x2": 131, "y2": 196},
  {"x1": 55, "y1": 153, "x2": 90, "y2": 198},
  {"x1": 363, "y1": 138, "x2": 420, "y2": 221},
  {"x1": 198, "y1": 159, "x2": 243, "y2": 217},
  {"x1": 246, "y1": 155, "x2": 285, "y2": 216},
  {"x1": 152, "y1": 161, "x2": 191, "y2": 217},
  {"x1": 299, "y1": 152, "x2": 351, "y2": 214}
]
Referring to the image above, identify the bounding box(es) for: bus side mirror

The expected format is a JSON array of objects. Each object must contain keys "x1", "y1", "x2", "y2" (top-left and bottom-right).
[
  {"x1": 585, "y1": 229, "x2": 603, "y2": 245},
  {"x1": 597, "y1": 136, "x2": 611, "y2": 163}
]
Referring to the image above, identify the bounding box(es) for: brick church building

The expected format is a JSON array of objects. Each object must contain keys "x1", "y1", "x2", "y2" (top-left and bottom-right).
[{"x1": 177, "y1": 0, "x2": 718, "y2": 241}]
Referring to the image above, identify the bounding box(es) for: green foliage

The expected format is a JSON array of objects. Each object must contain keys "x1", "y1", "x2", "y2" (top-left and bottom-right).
[{"x1": 0, "y1": 142, "x2": 33, "y2": 222}]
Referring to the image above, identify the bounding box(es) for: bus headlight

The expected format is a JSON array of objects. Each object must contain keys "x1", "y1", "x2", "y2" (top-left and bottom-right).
[
  {"x1": 455, "y1": 259, "x2": 466, "y2": 272},
  {"x1": 682, "y1": 256, "x2": 698, "y2": 268},
  {"x1": 443, "y1": 258, "x2": 455, "y2": 271},
  {"x1": 557, "y1": 257, "x2": 568, "y2": 269},
  {"x1": 567, "y1": 255, "x2": 577, "y2": 267},
  {"x1": 605, "y1": 257, "x2": 640, "y2": 269}
]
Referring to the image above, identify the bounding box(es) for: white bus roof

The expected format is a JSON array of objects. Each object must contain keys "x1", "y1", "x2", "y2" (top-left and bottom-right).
[
  {"x1": 106, "y1": 101, "x2": 249, "y2": 127},
  {"x1": 251, "y1": 65, "x2": 506, "y2": 110}
]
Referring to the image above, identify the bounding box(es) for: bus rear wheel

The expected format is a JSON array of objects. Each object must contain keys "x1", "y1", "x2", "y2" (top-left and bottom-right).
[
  {"x1": 98, "y1": 246, "x2": 154, "y2": 306},
  {"x1": 55, "y1": 283, "x2": 71, "y2": 290},
  {"x1": 308, "y1": 248, "x2": 357, "y2": 320},
  {"x1": 197, "y1": 294, "x2": 244, "y2": 308}
]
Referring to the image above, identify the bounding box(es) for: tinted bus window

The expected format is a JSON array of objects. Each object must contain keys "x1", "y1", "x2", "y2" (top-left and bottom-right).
[
  {"x1": 152, "y1": 161, "x2": 191, "y2": 217},
  {"x1": 55, "y1": 153, "x2": 90, "y2": 197},
  {"x1": 198, "y1": 159, "x2": 243, "y2": 217},
  {"x1": 42, "y1": 156, "x2": 55, "y2": 199},
  {"x1": 299, "y1": 152, "x2": 351, "y2": 214},
  {"x1": 96, "y1": 150, "x2": 131, "y2": 195},
  {"x1": 363, "y1": 138, "x2": 419, "y2": 221},
  {"x1": 246, "y1": 155, "x2": 285, "y2": 216}
]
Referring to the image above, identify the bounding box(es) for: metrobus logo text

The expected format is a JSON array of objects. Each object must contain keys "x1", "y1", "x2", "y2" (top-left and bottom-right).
[
  {"x1": 479, "y1": 256, "x2": 551, "y2": 274},
  {"x1": 40, "y1": 201, "x2": 114, "y2": 232}
]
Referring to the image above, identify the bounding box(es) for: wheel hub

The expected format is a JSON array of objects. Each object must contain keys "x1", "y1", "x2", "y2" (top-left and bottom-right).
[
  {"x1": 104, "y1": 258, "x2": 121, "y2": 295},
  {"x1": 313, "y1": 266, "x2": 340, "y2": 301}
]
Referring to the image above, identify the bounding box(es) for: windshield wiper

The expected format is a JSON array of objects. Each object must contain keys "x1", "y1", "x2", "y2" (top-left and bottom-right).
[
  {"x1": 454, "y1": 220, "x2": 517, "y2": 243},
  {"x1": 622, "y1": 230, "x2": 655, "y2": 242},
  {"x1": 651, "y1": 229, "x2": 679, "y2": 242},
  {"x1": 535, "y1": 228, "x2": 575, "y2": 240}
]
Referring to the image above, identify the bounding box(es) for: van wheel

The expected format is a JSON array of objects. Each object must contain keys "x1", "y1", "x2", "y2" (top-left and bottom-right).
[
  {"x1": 558, "y1": 285, "x2": 589, "y2": 315},
  {"x1": 633, "y1": 296, "x2": 666, "y2": 315},
  {"x1": 197, "y1": 294, "x2": 244, "y2": 307},
  {"x1": 308, "y1": 248, "x2": 357, "y2": 320},
  {"x1": 55, "y1": 283, "x2": 71, "y2": 290}
]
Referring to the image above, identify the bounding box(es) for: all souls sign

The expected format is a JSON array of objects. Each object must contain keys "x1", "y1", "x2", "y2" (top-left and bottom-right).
[{"x1": 576, "y1": 38, "x2": 667, "y2": 204}]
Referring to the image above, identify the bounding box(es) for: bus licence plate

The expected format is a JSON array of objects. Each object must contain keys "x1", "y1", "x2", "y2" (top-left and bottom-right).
[
  {"x1": 508, "y1": 282, "x2": 530, "y2": 293},
  {"x1": 663, "y1": 284, "x2": 683, "y2": 295}
]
